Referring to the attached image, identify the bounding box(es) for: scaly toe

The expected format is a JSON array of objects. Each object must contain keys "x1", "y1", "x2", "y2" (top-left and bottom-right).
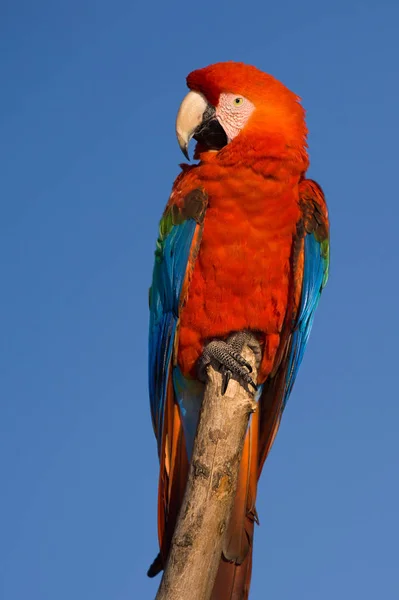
[{"x1": 227, "y1": 331, "x2": 262, "y2": 368}]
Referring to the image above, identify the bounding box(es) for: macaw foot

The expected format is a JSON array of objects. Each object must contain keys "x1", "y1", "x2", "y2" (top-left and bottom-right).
[{"x1": 198, "y1": 331, "x2": 261, "y2": 395}]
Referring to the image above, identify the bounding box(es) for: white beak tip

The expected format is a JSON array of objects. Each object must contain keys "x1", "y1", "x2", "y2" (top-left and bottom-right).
[{"x1": 177, "y1": 132, "x2": 190, "y2": 160}]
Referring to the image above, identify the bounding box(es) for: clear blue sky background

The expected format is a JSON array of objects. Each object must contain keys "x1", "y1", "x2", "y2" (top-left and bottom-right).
[{"x1": 1, "y1": 1, "x2": 398, "y2": 599}]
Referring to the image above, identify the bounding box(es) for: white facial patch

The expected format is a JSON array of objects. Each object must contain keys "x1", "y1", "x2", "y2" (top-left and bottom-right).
[{"x1": 216, "y1": 93, "x2": 255, "y2": 141}]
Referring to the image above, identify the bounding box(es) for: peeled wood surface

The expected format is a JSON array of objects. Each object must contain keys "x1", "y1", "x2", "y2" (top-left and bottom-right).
[{"x1": 155, "y1": 344, "x2": 258, "y2": 600}]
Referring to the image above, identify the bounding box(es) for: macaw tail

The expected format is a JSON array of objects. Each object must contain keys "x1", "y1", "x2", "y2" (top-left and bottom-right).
[{"x1": 211, "y1": 530, "x2": 254, "y2": 600}]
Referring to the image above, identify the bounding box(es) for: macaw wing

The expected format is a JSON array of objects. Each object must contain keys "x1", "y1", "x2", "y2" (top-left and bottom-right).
[
  {"x1": 258, "y1": 180, "x2": 329, "y2": 474},
  {"x1": 148, "y1": 187, "x2": 208, "y2": 565}
]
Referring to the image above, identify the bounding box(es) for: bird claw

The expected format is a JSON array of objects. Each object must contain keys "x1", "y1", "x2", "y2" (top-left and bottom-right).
[
  {"x1": 220, "y1": 366, "x2": 232, "y2": 395},
  {"x1": 198, "y1": 332, "x2": 260, "y2": 395},
  {"x1": 226, "y1": 331, "x2": 262, "y2": 368}
]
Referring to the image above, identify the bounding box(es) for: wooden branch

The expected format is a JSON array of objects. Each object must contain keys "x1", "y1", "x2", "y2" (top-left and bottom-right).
[{"x1": 155, "y1": 343, "x2": 258, "y2": 600}]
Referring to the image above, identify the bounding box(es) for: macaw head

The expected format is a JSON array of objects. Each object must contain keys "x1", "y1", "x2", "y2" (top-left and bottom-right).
[{"x1": 176, "y1": 61, "x2": 307, "y2": 161}]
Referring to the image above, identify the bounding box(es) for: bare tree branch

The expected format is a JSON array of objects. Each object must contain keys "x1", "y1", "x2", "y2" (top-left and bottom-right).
[{"x1": 155, "y1": 342, "x2": 258, "y2": 600}]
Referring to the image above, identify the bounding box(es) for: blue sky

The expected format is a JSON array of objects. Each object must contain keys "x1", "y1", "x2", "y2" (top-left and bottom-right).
[{"x1": 1, "y1": 1, "x2": 398, "y2": 599}]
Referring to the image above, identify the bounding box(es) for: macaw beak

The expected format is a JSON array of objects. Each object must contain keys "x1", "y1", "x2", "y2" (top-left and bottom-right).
[{"x1": 176, "y1": 90, "x2": 228, "y2": 160}]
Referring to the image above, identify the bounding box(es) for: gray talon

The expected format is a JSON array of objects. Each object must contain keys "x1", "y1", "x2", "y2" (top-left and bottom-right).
[{"x1": 220, "y1": 366, "x2": 232, "y2": 395}]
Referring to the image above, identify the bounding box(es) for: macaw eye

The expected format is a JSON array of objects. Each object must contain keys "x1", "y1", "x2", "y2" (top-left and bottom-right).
[{"x1": 233, "y1": 97, "x2": 244, "y2": 106}]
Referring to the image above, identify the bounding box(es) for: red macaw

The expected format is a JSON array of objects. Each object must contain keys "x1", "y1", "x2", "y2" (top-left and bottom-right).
[{"x1": 148, "y1": 62, "x2": 329, "y2": 599}]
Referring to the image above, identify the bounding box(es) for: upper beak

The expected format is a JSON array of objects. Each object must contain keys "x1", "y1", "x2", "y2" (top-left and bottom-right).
[{"x1": 175, "y1": 90, "x2": 211, "y2": 160}]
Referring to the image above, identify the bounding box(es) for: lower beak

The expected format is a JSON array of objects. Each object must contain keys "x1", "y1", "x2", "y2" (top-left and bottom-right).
[{"x1": 175, "y1": 90, "x2": 227, "y2": 160}]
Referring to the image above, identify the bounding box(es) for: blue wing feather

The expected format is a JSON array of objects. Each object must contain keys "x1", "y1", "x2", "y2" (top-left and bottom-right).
[
  {"x1": 149, "y1": 218, "x2": 198, "y2": 454},
  {"x1": 283, "y1": 232, "x2": 329, "y2": 407}
]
